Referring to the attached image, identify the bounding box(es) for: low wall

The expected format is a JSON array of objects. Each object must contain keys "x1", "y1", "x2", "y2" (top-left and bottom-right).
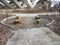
[{"x1": 0, "y1": 9, "x2": 59, "y2": 15}]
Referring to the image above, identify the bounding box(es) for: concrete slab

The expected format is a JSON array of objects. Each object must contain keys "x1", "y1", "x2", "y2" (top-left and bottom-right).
[{"x1": 6, "y1": 27, "x2": 60, "y2": 45}]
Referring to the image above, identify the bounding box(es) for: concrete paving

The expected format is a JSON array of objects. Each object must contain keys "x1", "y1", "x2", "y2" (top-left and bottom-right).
[{"x1": 6, "y1": 27, "x2": 60, "y2": 45}]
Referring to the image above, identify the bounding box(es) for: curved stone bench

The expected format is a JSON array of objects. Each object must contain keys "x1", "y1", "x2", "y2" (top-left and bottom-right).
[{"x1": 0, "y1": 16, "x2": 16, "y2": 29}]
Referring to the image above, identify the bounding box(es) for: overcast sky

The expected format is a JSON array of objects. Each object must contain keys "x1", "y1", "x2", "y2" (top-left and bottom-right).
[{"x1": 51, "y1": 0, "x2": 60, "y2": 7}]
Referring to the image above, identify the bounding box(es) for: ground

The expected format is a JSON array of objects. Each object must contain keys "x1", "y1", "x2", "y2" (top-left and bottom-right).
[
  {"x1": 0, "y1": 14, "x2": 60, "y2": 45},
  {"x1": 6, "y1": 28, "x2": 60, "y2": 45},
  {"x1": 0, "y1": 14, "x2": 14, "y2": 45}
]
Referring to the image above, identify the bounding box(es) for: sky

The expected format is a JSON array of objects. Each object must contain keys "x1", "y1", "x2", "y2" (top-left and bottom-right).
[{"x1": 51, "y1": 0, "x2": 60, "y2": 7}]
